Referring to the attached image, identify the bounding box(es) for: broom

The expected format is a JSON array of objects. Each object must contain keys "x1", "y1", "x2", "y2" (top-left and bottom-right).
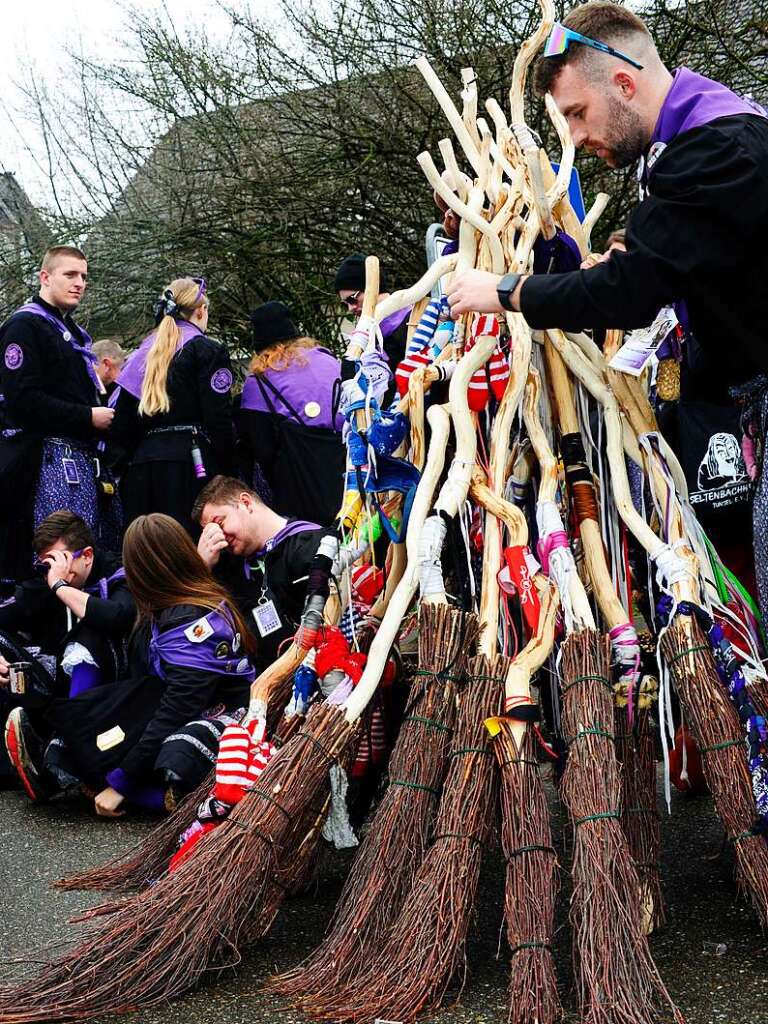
[
  {"x1": 316, "y1": 345, "x2": 526, "y2": 1021},
  {"x1": 542, "y1": 332, "x2": 665, "y2": 931},
  {"x1": 310, "y1": 652, "x2": 504, "y2": 1024},
  {"x1": 271, "y1": 404, "x2": 482, "y2": 1008},
  {"x1": 274, "y1": 603, "x2": 478, "y2": 1012},
  {"x1": 54, "y1": 614, "x2": 329, "y2": 894},
  {"x1": 522, "y1": 369, "x2": 681, "y2": 1024},
  {"x1": 0, "y1": 260, "x2": 469, "y2": 1019},
  {"x1": 548, "y1": 324, "x2": 768, "y2": 928},
  {"x1": 486, "y1": 573, "x2": 562, "y2": 1024}
]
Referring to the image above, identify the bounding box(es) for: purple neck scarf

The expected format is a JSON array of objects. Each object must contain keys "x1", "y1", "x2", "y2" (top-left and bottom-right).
[
  {"x1": 653, "y1": 67, "x2": 765, "y2": 146},
  {"x1": 149, "y1": 604, "x2": 255, "y2": 683},
  {"x1": 16, "y1": 301, "x2": 101, "y2": 391},
  {"x1": 644, "y1": 67, "x2": 766, "y2": 183},
  {"x1": 119, "y1": 319, "x2": 203, "y2": 399},
  {"x1": 85, "y1": 566, "x2": 126, "y2": 602},
  {"x1": 245, "y1": 519, "x2": 320, "y2": 577},
  {"x1": 379, "y1": 305, "x2": 411, "y2": 338}
]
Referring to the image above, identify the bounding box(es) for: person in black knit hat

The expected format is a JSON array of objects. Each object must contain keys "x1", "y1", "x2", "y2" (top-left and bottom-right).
[
  {"x1": 335, "y1": 254, "x2": 411, "y2": 374},
  {"x1": 234, "y1": 301, "x2": 345, "y2": 526}
]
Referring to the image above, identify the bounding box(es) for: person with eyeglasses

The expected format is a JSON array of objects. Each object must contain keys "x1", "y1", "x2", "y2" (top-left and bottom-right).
[
  {"x1": 0, "y1": 510, "x2": 135, "y2": 801},
  {"x1": 111, "y1": 276, "x2": 239, "y2": 537},
  {"x1": 447, "y1": 0, "x2": 768, "y2": 612},
  {"x1": 335, "y1": 253, "x2": 411, "y2": 381}
]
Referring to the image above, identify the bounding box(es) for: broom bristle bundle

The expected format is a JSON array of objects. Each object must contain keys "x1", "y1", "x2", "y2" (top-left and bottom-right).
[
  {"x1": 305, "y1": 655, "x2": 503, "y2": 1023},
  {"x1": 662, "y1": 617, "x2": 768, "y2": 926},
  {"x1": 272, "y1": 604, "x2": 479, "y2": 1010},
  {"x1": 0, "y1": 702, "x2": 354, "y2": 1022},
  {"x1": 615, "y1": 706, "x2": 666, "y2": 932},
  {"x1": 495, "y1": 720, "x2": 562, "y2": 1024},
  {"x1": 561, "y1": 630, "x2": 680, "y2": 1024},
  {"x1": 55, "y1": 770, "x2": 214, "y2": 893}
]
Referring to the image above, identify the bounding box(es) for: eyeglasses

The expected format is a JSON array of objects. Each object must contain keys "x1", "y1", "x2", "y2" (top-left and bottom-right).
[
  {"x1": 543, "y1": 22, "x2": 644, "y2": 71},
  {"x1": 33, "y1": 548, "x2": 84, "y2": 575},
  {"x1": 192, "y1": 277, "x2": 207, "y2": 303},
  {"x1": 340, "y1": 291, "x2": 361, "y2": 309}
]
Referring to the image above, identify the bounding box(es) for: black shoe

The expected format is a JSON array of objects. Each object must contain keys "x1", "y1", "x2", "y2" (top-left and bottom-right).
[{"x1": 4, "y1": 708, "x2": 58, "y2": 803}]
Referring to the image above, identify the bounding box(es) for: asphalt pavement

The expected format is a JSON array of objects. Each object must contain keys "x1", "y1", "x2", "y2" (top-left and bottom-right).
[{"x1": 1, "y1": 773, "x2": 767, "y2": 1024}]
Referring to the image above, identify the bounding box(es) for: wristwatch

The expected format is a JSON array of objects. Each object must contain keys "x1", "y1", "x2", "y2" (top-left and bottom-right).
[
  {"x1": 51, "y1": 580, "x2": 72, "y2": 596},
  {"x1": 497, "y1": 272, "x2": 522, "y2": 312}
]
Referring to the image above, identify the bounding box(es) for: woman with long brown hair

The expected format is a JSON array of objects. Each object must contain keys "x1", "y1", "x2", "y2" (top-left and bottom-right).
[
  {"x1": 8, "y1": 514, "x2": 257, "y2": 818},
  {"x1": 112, "y1": 276, "x2": 239, "y2": 535},
  {"x1": 236, "y1": 301, "x2": 344, "y2": 526}
]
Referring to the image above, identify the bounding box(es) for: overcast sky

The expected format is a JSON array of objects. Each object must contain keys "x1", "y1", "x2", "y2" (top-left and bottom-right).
[{"x1": 1, "y1": 0, "x2": 235, "y2": 205}]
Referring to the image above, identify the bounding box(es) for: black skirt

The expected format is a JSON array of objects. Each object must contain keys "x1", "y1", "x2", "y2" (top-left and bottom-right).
[{"x1": 120, "y1": 431, "x2": 216, "y2": 537}]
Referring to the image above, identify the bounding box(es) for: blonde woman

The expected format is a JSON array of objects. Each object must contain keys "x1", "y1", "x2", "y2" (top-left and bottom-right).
[
  {"x1": 113, "y1": 277, "x2": 238, "y2": 534},
  {"x1": 235, "y1": 301, "x2": 344, "y2": 526}
]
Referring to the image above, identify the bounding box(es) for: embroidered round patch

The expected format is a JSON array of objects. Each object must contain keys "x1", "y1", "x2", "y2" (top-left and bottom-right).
[
  {"x1": 4, "y1": 344, "x2": 23, "y2": 371},
  {"x1": 304, "y1": 401, "x2": 321, "y2": 419},
  {"x1": 210, "y1": 368, "x2": 233, "y2": 394}
]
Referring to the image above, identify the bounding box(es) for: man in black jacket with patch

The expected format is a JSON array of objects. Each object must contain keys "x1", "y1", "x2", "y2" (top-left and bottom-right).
[
  {"x1": 193, "y1": 475, "x2": 331, "y2": 669},
  {"x1": 447, "y1": 0, "x2": 768, "y2": 613},
  {"x1": 0, "y1": 246, "x2": 116, "y2": 589}
]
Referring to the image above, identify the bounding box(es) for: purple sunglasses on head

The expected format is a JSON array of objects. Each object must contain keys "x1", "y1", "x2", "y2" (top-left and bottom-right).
[{"x1": 192, "y1": 277, "x2": 207, "y2": 303}]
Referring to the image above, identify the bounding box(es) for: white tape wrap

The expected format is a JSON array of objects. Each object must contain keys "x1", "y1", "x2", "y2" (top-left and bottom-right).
[{"x1": 418, "y1": 514, "x2": 448, "y2": 600}]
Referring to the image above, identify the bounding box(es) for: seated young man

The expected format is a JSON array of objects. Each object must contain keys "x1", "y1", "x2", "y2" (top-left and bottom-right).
[
  {"x1": 0, "y1": 510, "x2": 135, "y2": 798},
  {"x1": 0, "y1": 513, "x2": 254, "y2": 815},
  {"x1": 193, "y1": 475, "x2": 331, "y2": 668}
]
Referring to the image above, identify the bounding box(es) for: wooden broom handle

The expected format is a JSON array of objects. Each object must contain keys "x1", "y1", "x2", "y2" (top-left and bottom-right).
[
  {"x1": 505, "y1": 576, "x2": 559, "y2": 746},
  {"x1": 543, "y1": 335, "x2": 630, "y2": 632},
  {"x1": 344, "y1": 405, "x2": 451, "y2": 724},
  {"x1": 523, "y1": 368, "x2": 596, "y2": 628}
]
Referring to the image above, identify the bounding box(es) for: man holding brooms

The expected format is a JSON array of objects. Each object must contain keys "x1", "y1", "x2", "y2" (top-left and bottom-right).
[{"x1": 448, "y1": 0, "x2": 768, "y2": 613}]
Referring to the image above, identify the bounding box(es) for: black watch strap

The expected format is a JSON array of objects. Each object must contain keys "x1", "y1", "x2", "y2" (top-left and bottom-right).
[
  {"x1": 51, "y1": 580, "x2": 72, "y2": 596},
  {"x1": 497, "y1": 272, "x2": 522, "y2": 312}
]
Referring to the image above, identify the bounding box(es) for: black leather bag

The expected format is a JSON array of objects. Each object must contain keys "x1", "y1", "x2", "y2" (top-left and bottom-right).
[{"x1": 255, "y1": 376, "x2": 345, "y2": 527}]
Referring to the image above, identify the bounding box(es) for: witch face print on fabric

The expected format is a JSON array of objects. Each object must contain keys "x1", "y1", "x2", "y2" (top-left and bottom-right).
[{"x1": 210, "y1": 368, "x2": 233, "y2": 394}]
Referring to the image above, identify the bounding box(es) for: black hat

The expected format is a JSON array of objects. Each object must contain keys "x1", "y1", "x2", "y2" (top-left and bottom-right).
[
  {"x1": 334, "y1": 253, "x2": 388, "y2": 294},
  {"x1": 249, "y1": 301, "x2": 300, "y2": 352}
]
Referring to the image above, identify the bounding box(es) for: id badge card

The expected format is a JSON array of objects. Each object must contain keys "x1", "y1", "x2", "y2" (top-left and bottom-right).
[
  {"x1": 62, "y1": 457, "x2": 80, "y2": 486},
  {"x1": 608, "y1": 307, "x2": 678, "y2": 377},
  {"x1": 253, "y1": 599, "x2": 282, "y2": 638}
]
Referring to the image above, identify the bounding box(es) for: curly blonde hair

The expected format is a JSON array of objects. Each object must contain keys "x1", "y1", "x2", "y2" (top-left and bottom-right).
[{"x1": 248, "y1": 336, "x2": 319, "y2": 376}]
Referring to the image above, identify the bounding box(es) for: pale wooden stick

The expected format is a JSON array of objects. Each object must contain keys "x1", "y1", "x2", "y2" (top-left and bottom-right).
[
  {"x1": 508, "y1": 0, "x2": 555, "y2": 127},
  {"x1": 543, "y1": 336, "x2": 629, "y2": 633},
  {"x1": 344, "y1": 405, "x2": 451, "y2": 724},
  {"x1": 418, "y1": 152, "x2": 505, "y2": 273},
  {"x1": 523, "y1": 368, "x2": 595, "y2": 628},
  {"x1": 504, "y1": 577, "x2": 559, "y2": 746},
  {"x1": 415, "y1": 55, "x2": 483, "y2": 175},
  {"x1": 461, "y1": 66, "x2": 482, "y2": 150},
  {"x1": 437, "y1": 138, "x2": 471, "y2": 201},
  {"x1": 582, "y1": 192, "x2": 611, "y2": 250}
]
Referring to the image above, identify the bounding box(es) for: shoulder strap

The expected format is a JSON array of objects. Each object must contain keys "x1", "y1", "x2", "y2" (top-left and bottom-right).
[{"x1": 255, "y1": 374, "x2": 305, "y2": 425}]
